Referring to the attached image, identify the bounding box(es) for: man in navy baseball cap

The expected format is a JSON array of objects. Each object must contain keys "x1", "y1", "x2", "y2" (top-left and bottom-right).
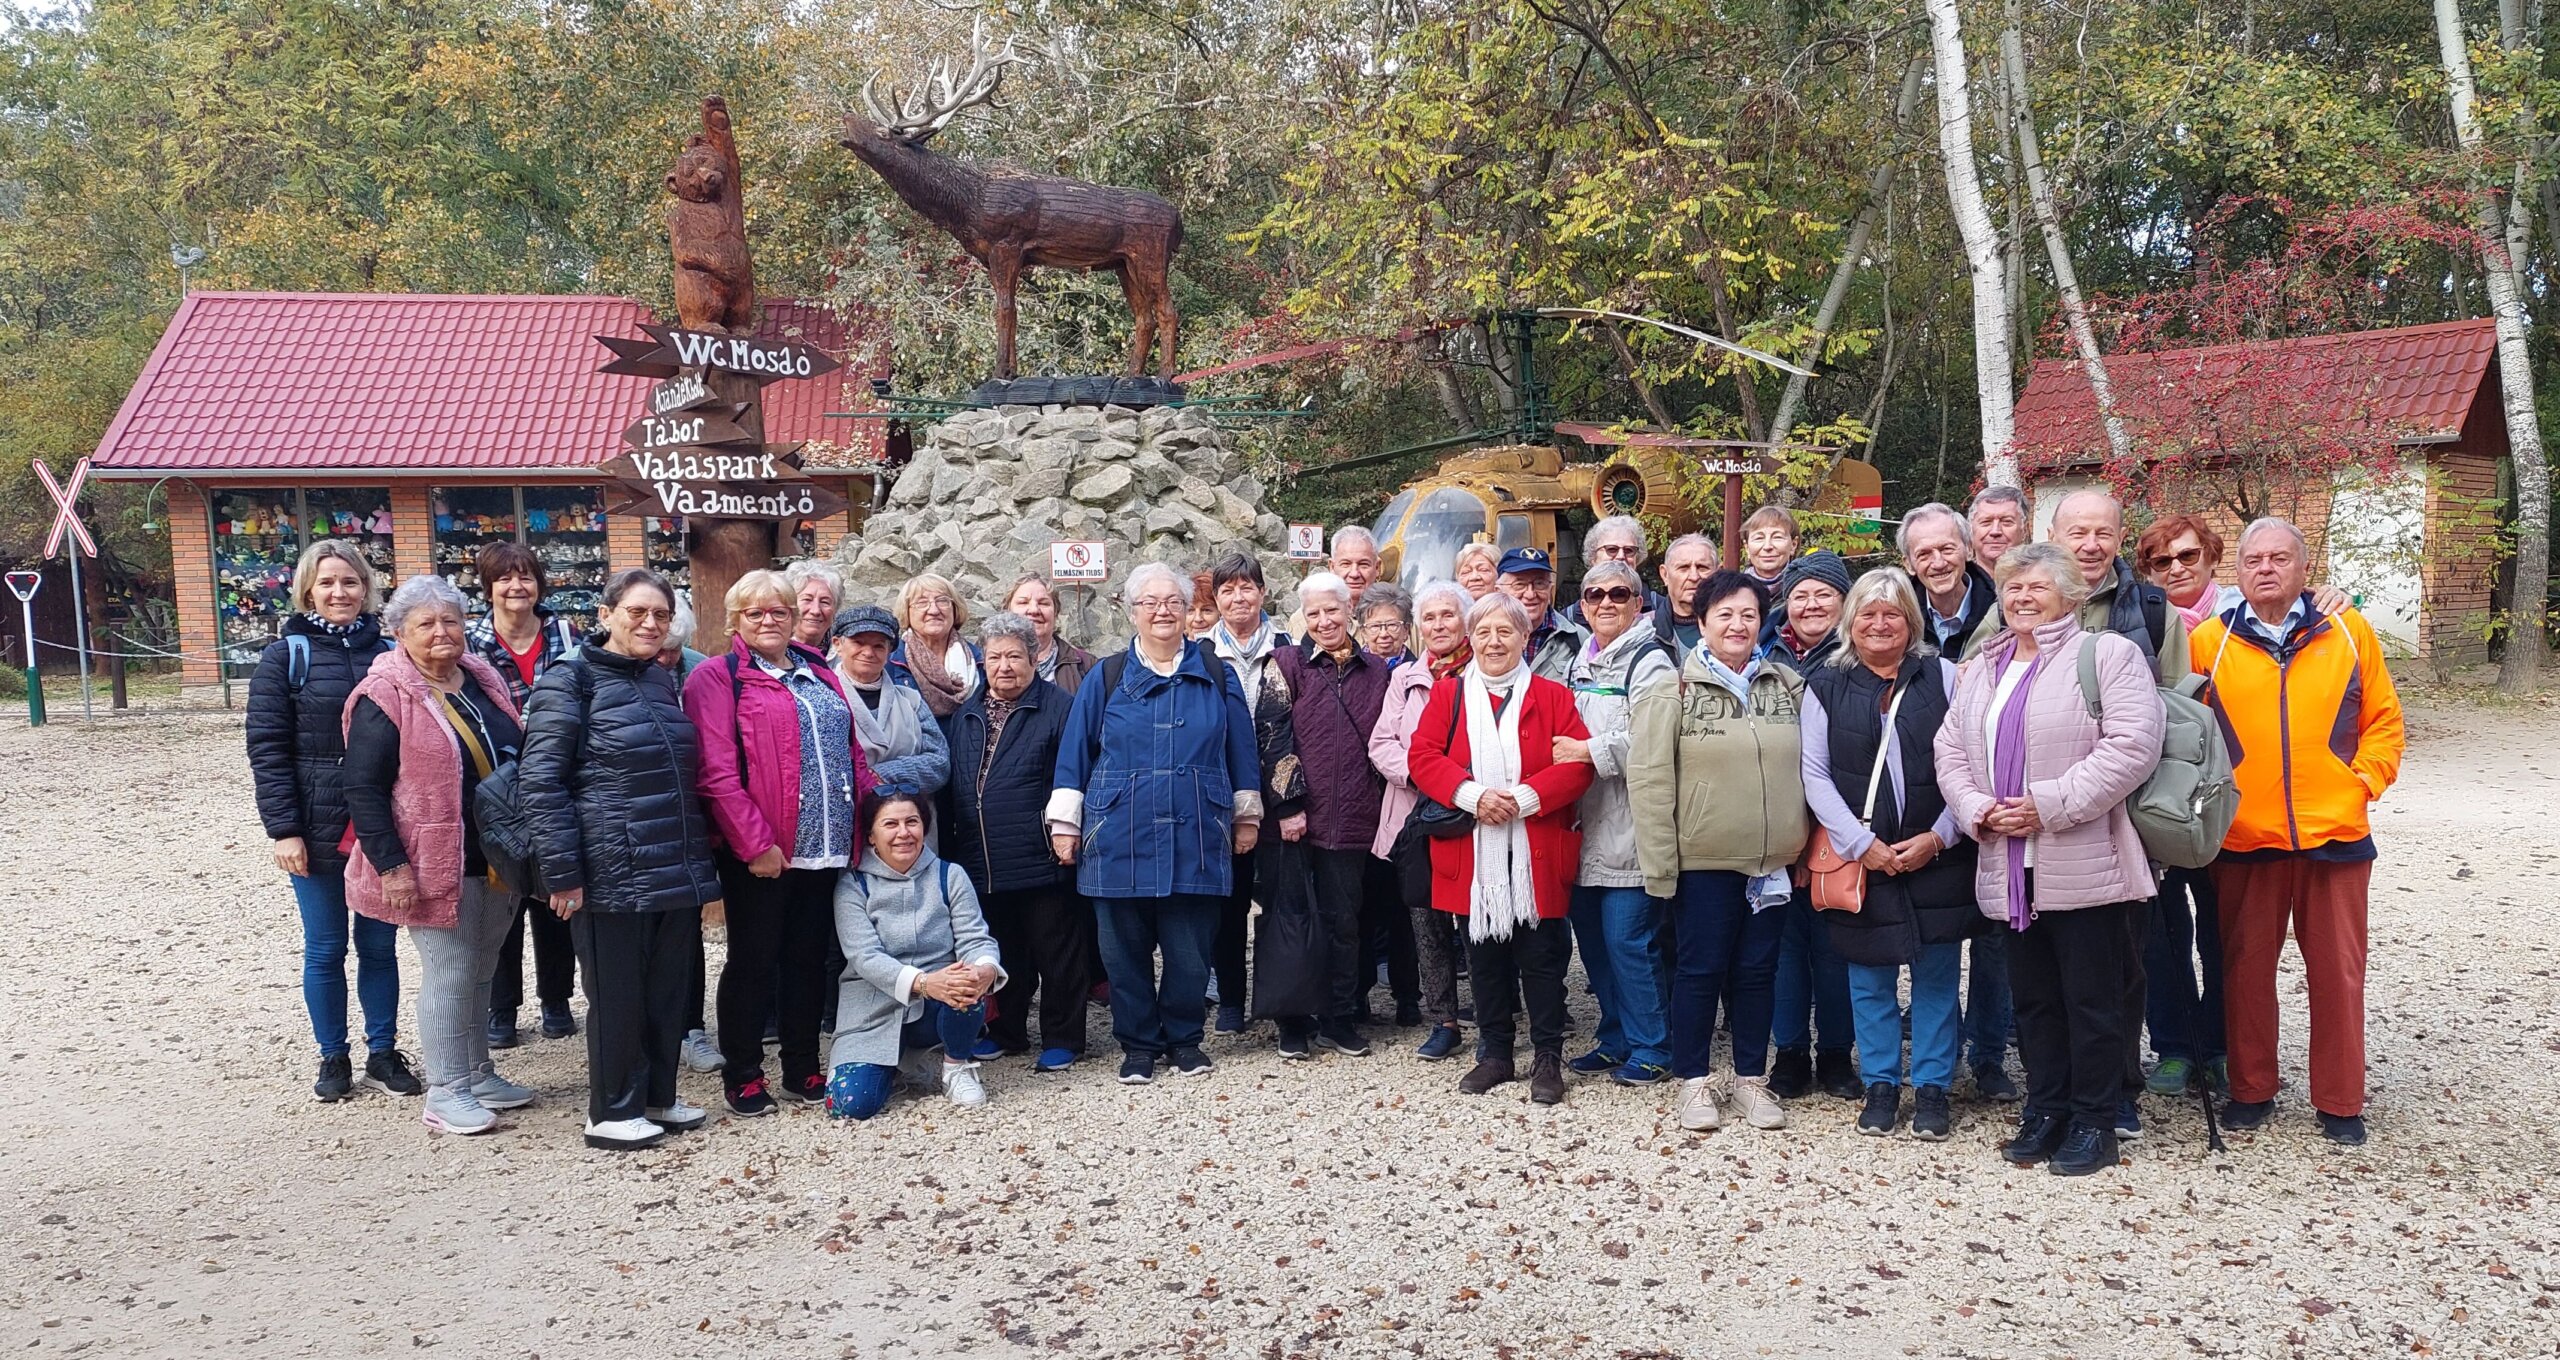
[{"x1": 1495, "y1": 546, "x2": 1586, "y2": 680}]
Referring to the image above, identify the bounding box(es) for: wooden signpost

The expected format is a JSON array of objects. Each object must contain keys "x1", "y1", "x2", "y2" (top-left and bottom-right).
[{"x1": 603, "y1": 97, "x2": 844, "y2": 652}]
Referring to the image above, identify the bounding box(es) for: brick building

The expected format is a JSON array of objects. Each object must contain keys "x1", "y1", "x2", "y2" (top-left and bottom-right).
[
  {"x1": 2014, "y1": 318, "x2": 2509, "y2": 663},
  {"x1": 90, "y1": 292, "x2": 885, "y2": 686}
]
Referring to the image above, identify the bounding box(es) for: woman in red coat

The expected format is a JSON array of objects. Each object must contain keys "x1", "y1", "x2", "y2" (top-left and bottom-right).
[{"x1": 1408, "y1": 591, "x2": 1595, "y2": 1103}]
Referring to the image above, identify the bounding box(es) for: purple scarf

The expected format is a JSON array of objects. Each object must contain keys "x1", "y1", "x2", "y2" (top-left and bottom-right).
[{"x1": 1987, "y1": 637, "x2": 2050, "y2": 931}]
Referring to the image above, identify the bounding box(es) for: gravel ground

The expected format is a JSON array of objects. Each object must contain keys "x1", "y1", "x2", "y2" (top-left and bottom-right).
[{"x1": 1, "y1": 692, "x2": 2555, "y2": 1358}]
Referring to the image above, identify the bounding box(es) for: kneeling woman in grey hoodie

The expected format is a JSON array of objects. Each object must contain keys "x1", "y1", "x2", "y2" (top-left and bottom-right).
[{"x1": 827, "y1": 794, "x2": 1007, "y2": 1118}]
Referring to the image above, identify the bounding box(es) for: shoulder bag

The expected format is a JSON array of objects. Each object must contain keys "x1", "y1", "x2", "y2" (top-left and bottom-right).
[{"x1": 1804, "y1": 681, "x2": 1907, "y2": 914}]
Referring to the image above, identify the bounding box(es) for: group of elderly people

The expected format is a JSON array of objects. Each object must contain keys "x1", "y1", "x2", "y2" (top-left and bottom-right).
[{"x1": 247, "y1": 485, "x2": 2403, "y2": 1173}]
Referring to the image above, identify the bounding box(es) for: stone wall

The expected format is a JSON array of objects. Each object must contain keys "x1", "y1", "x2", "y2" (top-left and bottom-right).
[{"x1": 836, "y1": 403, "x2": 1302, "y2": 647}]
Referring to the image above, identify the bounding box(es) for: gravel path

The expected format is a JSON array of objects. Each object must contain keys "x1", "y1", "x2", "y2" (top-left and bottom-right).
[{"x1": 1, "y1": 694, "x2": 2554, "y2": 1358}]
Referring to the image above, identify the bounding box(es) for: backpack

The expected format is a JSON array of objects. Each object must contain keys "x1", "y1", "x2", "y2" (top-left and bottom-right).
[
  {"x1": 474, "y1": 656, "x2": 596, "y2": 899},
  {"x1": 286, "y1": 632, "x2": 391, "y2": 692},
  {"x1": 2074, "y1": 638, "x2": 2238, "y2": 870}
]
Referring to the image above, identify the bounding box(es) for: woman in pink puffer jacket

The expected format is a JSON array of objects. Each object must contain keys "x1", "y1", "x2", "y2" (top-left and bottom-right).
[{"x1": 1936, "y1": 543, "x2": 2164, "y2": 1179}]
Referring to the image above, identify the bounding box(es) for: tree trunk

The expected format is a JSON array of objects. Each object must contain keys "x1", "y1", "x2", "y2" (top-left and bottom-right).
[
  {"x1": 1926, "y1": 0, "x2": 2018, "y2": 486},
  {"x1": 1599, "y1": 319, "x2": 1679, "y2": 432},
  {"x1": 1414, "y1": 337, "x2": 1483, "y2": 429},
  {"x1": 2438, "y1": 0, "x2": 2551, "y2": 690},
  {"x1": 1766, "y1": 51, "x2": 1929, "y2": 451},
  {"x1": 2002, "y1": 0, "x2": 2132, "y2": 465}
]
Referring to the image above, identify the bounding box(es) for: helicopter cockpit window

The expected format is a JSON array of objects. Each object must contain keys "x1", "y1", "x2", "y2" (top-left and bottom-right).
[
  {"x1": 1397, "y1": 487, "x2": 1489, "y2": 588},
  {"x1": 1496, "y1": 513, "x2": 1533, "y2": 551},
  {"x1": 1371, "y1": 488, "x2": 1416, "y2": 547}
]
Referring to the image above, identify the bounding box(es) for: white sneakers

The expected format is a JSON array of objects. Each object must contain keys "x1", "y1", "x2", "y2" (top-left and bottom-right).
[
  {"x1": 422, "y1": 1085, "x2": 497, "y2": 1135},
  {"x1": 468, "y1": 1067, "x2": 536, "y2": 1111},
  {"x1": 645, "y1": 1101, "x2": 708, "y2": 1132},
  {"x1": 680, "y1": 1030, "x2": 724, "y2": 1073},
  {"x1": 943, "y1": 1061, "x2": 987, "y2": 1108},
  {"x1": 1678, "y1": 1076, "x2": 1722, "y2": 1131},
  {"x1": 584, "y1": 1116, "x2": 665, "y2": 1150},
  {"x1": 1731, "y1": 1076, "x2": 1789, "y2": 1130},
  {"x1": 1675, "y1": 1075, "x2": 1787, "y2": 1132}
]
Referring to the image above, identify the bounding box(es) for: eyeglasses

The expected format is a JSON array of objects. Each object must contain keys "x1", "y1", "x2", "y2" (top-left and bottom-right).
[
  {"x1": 1590, "y1": 543, "x2": 1642, "y2": 561},
  {"x1": 1363, "y1": 619, "x2": 1409, "y2": 635},
  {"x1": 616, "y1": 606, "x2": 676, "y2": 625},
  {"x1": 2145, "y1": 547, "x2": 2206, "y2": 569},
  {"x1": 1580, "y1": 586, "x2": 1637, "y2": 605},
  {"x1": 1131, "y1": 596, "x2": 1187, "y2": 614},
  {"x1": 741, "y1": 606, "x2": 792, "y2": 622}
]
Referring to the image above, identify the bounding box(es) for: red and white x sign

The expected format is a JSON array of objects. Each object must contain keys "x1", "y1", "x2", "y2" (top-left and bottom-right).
[{"x1": 33, "y1": 456, "x2": 96, "y2": 559}]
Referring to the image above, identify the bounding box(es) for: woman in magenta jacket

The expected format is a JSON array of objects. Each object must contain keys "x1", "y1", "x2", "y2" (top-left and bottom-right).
[
  {"x1": 683, "y1": 569, "x2": 876, "y2": 1117},
  {"x1": 1407, "y1": 591, "x2": 1594, "y2": 1104}
]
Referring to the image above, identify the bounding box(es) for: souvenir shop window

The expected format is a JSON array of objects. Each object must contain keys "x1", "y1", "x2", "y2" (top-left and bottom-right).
[
  {"x1": 431, "y1": 487, "x2": 519, "y2": 608},
  {"x1": 304, "y1": 487, "x2": 397, "y2": 585},
  {"x1": 521, "y1": 486, "x2": 609, "y2": 625},
  {"x1": 644, "y1": 515, "x2": 690, "y2": 595},
  {"x1": 211, "y1": 488, "x2": 301, "y2": 678}
]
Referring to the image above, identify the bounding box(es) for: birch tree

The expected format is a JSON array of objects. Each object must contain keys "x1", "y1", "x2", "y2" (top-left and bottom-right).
[
  {"x1": 2436, "y1": 0, "x2": 2551, "y2": 690},
  {"x1": 1926, "y1": 0, "x2": 2018, "y2": 486},
  {"x1": 2001, "y1": 0, "x2": 2131, "y2": 464}
]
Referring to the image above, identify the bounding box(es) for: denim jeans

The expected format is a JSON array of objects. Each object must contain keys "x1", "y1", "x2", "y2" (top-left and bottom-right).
[
  {"x1": 289, "y1": 870, "x2": 400, "y2": 1058},
  {"x1": 1094, "y1": 894, "x2": 1221, "y2": 1057},
  {"x1": 2144, "y1": 868, "x2": 2226, "y2": 1064},
  {"x1": 1847, "y1": 942, "x2": 1965, "y2": 1089},
  {"x1": 1771, "y1": 897, "x2": 1852, "y2": 1055},
  {"x1": 1566, "y1": 885, "x2": 1672, "y2": 1069},
  {"x1": 828, "y1": 999, "x2": 986, "y2": 1120},
  {"x1": 1963, "y1": 932, "x2": 2014, "y2": 1068},
  {"x1": 1668, "y1": 871, "x2": 1783, "y2": 1079}
]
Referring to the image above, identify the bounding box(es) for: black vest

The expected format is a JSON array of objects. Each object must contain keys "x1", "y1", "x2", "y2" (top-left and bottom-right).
[{"x1": 1804, "y1": 657, "x2": 1950, "y2": 845}]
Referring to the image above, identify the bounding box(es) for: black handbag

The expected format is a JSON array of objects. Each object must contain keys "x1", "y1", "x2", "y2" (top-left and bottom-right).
[
  {"x1": 1396, "y1": 692, "x2": 1476, "y2": 850},
  {"x1": 1250, "y1": 840, "x2": 1333, "y2": 1021}
]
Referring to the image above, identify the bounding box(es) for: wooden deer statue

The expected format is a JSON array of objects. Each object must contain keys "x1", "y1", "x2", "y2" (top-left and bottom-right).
[{"x1": 840, "y1": 28, "x2": 1184, "y2": 381}]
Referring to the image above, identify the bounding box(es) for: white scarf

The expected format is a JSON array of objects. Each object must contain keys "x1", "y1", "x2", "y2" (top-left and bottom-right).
[
  {"x1": 840, "y1": 668, "x2": 926, "y2": 764},
  {"x1": 1211, "y1": 615, "x2": 1277, "y2": 699},
  {"x1": 1461, "y1": 660, "x2": 1539, "y2": 943}
]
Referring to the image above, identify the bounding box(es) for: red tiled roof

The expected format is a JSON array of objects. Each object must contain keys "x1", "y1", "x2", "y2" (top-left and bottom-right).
[
  {"x1": 91, "y1": 292, "x2": 885, "y2": 477},
  {"x1": 2014, "y1": 317, "x2": 2498, "y2": 465}
]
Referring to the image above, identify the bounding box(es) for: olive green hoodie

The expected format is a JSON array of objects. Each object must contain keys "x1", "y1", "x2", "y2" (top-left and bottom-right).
[{"x1": 1625, "y1": 647, "x2": 1811, "y2": 898}]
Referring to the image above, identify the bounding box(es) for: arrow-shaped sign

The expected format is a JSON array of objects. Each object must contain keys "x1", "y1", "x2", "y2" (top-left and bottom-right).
[
  {"x1": 596, "y1": 324, "x2": 843, "y2": 385},
  {"x1": 609, "y1": 477, "x2": 849, "y2": 523},
  {"x1": 33, "y1": 457, "x2": 96, "y2": 559},
  {"x1": 605, "y1": 445, "x2": 811, "y2": 487},
  {"x1": 622, "y1": 406, "x2": 754, "y2": 453}
]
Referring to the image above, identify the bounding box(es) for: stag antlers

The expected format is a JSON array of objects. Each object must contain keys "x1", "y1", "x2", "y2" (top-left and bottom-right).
[{"x1": 858, "y1": 17, "x2": 1022, "y2": 143}]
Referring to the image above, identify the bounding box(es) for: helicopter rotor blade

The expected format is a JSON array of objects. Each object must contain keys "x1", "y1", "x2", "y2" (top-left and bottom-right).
[{"x1": 1537, "y1": 306, "x2": 1816, "y2": 379}]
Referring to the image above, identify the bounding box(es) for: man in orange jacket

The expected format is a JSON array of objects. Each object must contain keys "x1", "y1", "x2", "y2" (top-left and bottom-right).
[{"x1": 2191, "y1": 517, "x2": 2405, "y2": 1146}]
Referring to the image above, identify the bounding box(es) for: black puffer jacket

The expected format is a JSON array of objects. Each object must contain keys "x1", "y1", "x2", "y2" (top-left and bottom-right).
[
  {"x1": 517, "y1": 642, "x2": 722, "y2": 913},
  {"x1": 939, "y1": 679, "x2": 1072, "y2": 895},
  {"x1": 245, "y1": 613, "x2": 391, "y2": 875}
]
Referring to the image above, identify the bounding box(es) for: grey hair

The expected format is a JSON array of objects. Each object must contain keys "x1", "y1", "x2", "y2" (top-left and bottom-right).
[
  {"x1": 2238, "y1": 516, "x2": 2309, "y2": 559},
  {"x1": 665, "y1": 590, "x2": 697, "y2": 653},
  {"x1": 1359, "y1": 581, "x2": 1413, "y2": 625},
  {"x1": 1413, "y1": 580, "x2": 1471, "y2": 621},
  {"x1": 1465, "y1": 589, "x2": 1533, "y2": 637},
  {"x1": 382, "y1": 573, "x2": 469, "y2": 635},
  {"x1": 1991, "y1": 542, "x2": 2095, "y2": 609},
  {"x1": 1124, "y1": 561, "x2": 1191, "y2": 611},
  {"x1": 1895, "y1": 502, "x2": 1973, "y2": 559},
  {"x1": 1662, "y1": 531, "x2": 1716, "y2": 561},
  {"x1": 1829, "y1": 567, "x2": 1936, "y2": 668},
  {"x1": 1583, "y1": 559, "x2": 1644, "y2": 594},
  {"x1": 1330, "y1": 524, "x2": 1379, "y2": 557},
  {"x1": 784, "y1": 558, "x2": 844, "y2": 604},
  {"x1": 1297, "y1": 570, "x2": 1354, "y2": 612},
  {"x1": 1587, "y1": 514, "x2": 1649, "y2": 563},
  {"x1": 978, "y1": 609, "x2": 1040, "y2": 656},
  {"x1": 2050, "y1": 485, "x2": 2125, "y2": 529},
  {"x1": 1968, "y1": 485, "x2": 2029, "y2": 518},
  {"x1": 1453, "y1": 541, "x2": 1500, "y2": 577}
]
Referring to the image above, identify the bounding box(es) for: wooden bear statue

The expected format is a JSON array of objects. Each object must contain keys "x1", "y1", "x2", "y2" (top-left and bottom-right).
[{"x1": 665, "y1": 96, "x2": 758, "y2": 336}]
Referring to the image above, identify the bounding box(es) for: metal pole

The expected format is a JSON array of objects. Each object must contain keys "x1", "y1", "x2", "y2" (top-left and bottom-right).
[
  {"x1": 16, "y1": 594, "x2": 40, "y2": 727},
  {"x1": 67, "y1": 548, "x2": 92, "y2": 720}
]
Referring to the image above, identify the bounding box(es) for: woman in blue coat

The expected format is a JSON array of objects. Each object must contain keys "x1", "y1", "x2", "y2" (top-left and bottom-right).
[{"x1": 1047, "y1": 562, "x2": 1264, "y2": 1086}]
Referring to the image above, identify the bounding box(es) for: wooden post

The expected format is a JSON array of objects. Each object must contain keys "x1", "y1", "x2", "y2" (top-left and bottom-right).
[
  {"x1": 1722, "y1": 474, "x2": 1744, "y2": 570},
  {"x1": 685, "y1": 368, "x2": 777, "y2": 654}
]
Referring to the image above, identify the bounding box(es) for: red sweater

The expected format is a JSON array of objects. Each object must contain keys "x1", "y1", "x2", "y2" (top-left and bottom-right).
[{"x1": 1405, "y1": 673, "x2": 1594, "y2": 920}]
